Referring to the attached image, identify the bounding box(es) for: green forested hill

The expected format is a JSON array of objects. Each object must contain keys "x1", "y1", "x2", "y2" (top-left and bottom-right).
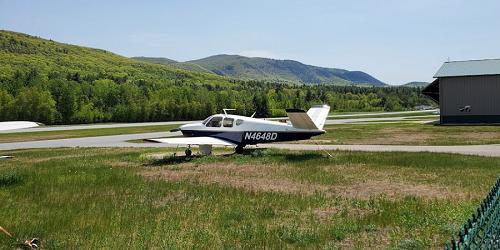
[
  {"x1": 0, "y1": 31, "x2": 227, "y2": 87},
  {"x1": 130, "y1": 56, "x2": 213, "y2": 74},
  {"x1": 130, "y1": 56, "x2": 178, "y2": 64},
  {"x1": 0, "y1": 30, "x2": 432, "y2": 125}
]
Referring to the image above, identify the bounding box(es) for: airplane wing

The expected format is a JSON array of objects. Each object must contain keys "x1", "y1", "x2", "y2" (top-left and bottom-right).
[
  {"x1": 0, "y1": 121, "x2": 40, "y2": 131},
  {"x1": 147, "y1": 137, "x2": 236, "y2": 146}
]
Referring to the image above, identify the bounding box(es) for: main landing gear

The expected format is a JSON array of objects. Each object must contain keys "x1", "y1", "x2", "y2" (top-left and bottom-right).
[
  {"x1": 235, "y1": 145, "x2": 245, "y2": 154},
  {"x1": 184, "y1": 145, "x2": 212, "y2": 156},
  {"x1": 185, "y1": 146, "x2": 192, "y2": 156}
]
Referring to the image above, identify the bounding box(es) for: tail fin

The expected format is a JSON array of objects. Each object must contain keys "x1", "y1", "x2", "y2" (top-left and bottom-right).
[
  {"x1": 307, "y1": 104, "x2": 330, "y2": 130},
  {"x1": 286, "y1": 104, "x2": 330, "y2": 130}
]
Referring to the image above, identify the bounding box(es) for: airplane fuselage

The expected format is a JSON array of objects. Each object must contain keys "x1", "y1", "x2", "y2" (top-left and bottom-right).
[{"x1": 179, "y1": 114, "x2": 324, "y2": 146}]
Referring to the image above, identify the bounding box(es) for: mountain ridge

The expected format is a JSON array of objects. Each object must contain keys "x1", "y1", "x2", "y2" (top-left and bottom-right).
[{"x1": 133, "y1": 54, "x2": 386, "y2": 86}]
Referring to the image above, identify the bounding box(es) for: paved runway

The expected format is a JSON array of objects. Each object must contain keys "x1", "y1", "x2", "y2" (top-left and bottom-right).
[
  {"x1": 0, "y1": 132, "x2": 179, "y2": 150},
  {"x1": 326, "y1": 109, "x2": 437, "y2": 118},
  {"x1": 261, "y1": 143, "x2": 500, "y2": 157},
  {"x1": 1, "y1": 130, "x2": 500, "y2": 157},
  {"x1": 1, "y1": 114, "x2": 437, "y2": 134}
]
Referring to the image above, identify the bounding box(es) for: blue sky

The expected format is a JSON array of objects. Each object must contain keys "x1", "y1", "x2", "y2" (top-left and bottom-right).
[{"x1": 1, "y1": 0, "x2": 500, "y2": 84}]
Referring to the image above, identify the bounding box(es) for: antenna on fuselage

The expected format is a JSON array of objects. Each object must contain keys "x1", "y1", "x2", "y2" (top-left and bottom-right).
[
  {"x1": 223, "y1": 109, "x2": 236, "y2": 116},
  {"x1": 250, "y1": 112, "x2": 256, "y2": 118}
]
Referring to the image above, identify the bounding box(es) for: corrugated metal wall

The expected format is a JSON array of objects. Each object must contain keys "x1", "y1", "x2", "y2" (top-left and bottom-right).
[{"x1": 440, "y1": 75, "x2": 500, "y2": 116}]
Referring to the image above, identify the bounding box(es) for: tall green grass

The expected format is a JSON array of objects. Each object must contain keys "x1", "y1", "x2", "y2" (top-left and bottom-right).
[{"x1": 0, "y1": 148, "x2": 498, "y2": 248}]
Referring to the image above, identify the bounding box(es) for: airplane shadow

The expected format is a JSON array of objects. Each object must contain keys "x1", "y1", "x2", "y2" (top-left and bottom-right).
[
  {"x1": 145, "y1": 151, "x2": 236, "y2": 166},
  {"x1": 146, "y1": 154, "x2": 202, "y2": 165},
  {"x1": 145, "y1": 148, "x2": 328, "y2": 166}
]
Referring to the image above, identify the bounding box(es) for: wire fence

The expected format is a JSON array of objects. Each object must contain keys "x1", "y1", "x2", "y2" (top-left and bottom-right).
[{"x1": 445, "y1": 176, "x2": 500, "y2": 249}]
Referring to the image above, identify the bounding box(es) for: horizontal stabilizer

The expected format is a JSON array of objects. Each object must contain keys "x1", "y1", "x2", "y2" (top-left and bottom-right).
[
  {"x1": 285, "y1": 109, "x2": 318, "y2": 129},
  {"x1": 147, "y1": 137, "x2": 236, "y2": 146}
]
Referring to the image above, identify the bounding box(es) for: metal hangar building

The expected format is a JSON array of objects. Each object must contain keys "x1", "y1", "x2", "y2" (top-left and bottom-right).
[{"x1": 423, "y1": 59, "x2": 500, "y2": 124}]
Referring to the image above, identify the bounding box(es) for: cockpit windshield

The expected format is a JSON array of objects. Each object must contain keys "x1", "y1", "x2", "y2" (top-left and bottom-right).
[{"x1": 202, "y1": 116, "x2": 213, "y2": 125}]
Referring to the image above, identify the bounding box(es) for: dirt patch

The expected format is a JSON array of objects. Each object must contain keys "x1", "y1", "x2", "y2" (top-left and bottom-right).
[
  {"x1": 141, "y1": 162, "x2": 462, "y2": 200},
  {"x1": 312, "y1": 207, "x2": 340, "y2": 222},
  {"x1": 335, "y1": 179, "x2": 460, "y2": 200},
  {"x1": 449, "y1": 132, "x2": 500, "y2": 140},
  {"x1": 143, "y1": 163, "x2": 329, "y2": 195},
  {"x1": 206, "y1": 174, "x2": 328, "y2": 195},
  {"x1": 353, "y1": 128, "x2": 431, "y2": 145}
]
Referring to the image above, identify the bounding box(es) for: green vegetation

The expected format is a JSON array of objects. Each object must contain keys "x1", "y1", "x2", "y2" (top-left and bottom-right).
[
  {"x1": 310, "y1": 122, "x2": 500, "y2": 145},
  {"x1": 0, "y1": 30, "x2": 433, "y2": 125},
  {"x1": 0, "y1": 124, "x2": 177, "y2": 143},
  {"x1": 131, "y1": 56, "x2": 213, "y2": 74},
  {"x1": 0, "y1": 148, "x2": 497, "y2": 248}
]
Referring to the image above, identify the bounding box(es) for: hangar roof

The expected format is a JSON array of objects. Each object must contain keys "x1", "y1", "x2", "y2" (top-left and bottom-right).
[{"x1": 434, "y1": 59, "x2": 500, "y2": 78}]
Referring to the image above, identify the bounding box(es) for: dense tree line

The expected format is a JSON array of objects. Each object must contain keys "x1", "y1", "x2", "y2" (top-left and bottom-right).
[{"x1": 0, "y1": 69, "x2": 433, "y2": 125}]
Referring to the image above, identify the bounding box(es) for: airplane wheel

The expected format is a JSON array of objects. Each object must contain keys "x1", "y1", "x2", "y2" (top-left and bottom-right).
[
  {"x1": 185, "y1": 148, "x2": 192, "y2": 156},
  {"x1": 235, "y1": 145, "x2": 244, "y2": 154}
]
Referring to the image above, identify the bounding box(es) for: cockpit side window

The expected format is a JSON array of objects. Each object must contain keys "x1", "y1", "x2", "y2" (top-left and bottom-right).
[
  {"x1": 207, "y1": 116, "x2": 222, "y2": 127},
  {"x1": 223, "y1": 118, "x2": 234, "y2": 127},
  {"x1": 235, "y1": 119, "x2": 244, "y2": 126}
]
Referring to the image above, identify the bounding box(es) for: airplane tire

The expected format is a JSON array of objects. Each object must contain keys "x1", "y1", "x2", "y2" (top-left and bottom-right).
[
  {"x1": 235, "y1": 145, "x2": 244, "y2": 154},
  {"x1": 185, "y1": 148, "x2": 192, "y2": 156}
]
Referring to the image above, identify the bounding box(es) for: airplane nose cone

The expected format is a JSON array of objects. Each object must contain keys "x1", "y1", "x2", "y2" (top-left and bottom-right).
[
  {"x1": 170, "y1": 124, "x2": 191, "y2": 132},
  {"x1": 171, "y1": 123, "x2": 202, "y2": 133}
]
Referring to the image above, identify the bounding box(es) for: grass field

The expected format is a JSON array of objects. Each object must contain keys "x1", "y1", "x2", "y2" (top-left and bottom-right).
[
  {"x1": 305, "y1": 122, "x2": 500, "y2": 146},
  {"x1": 0, "y1": 125, "x2": 177, "y2": 143},
  {"x1": 0, "y1": 148, "x2": 498, "y2": 249}
]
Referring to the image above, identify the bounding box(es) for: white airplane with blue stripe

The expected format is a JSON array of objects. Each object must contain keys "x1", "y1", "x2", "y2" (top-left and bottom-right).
[{"x1": 150, "y1": 104, "x2": 330, "y2": 155}]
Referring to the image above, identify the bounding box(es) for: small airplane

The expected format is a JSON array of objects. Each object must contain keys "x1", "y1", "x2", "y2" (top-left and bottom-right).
[{"x1": 149, "y1": 104, "x2": 330, "y2": 155}]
